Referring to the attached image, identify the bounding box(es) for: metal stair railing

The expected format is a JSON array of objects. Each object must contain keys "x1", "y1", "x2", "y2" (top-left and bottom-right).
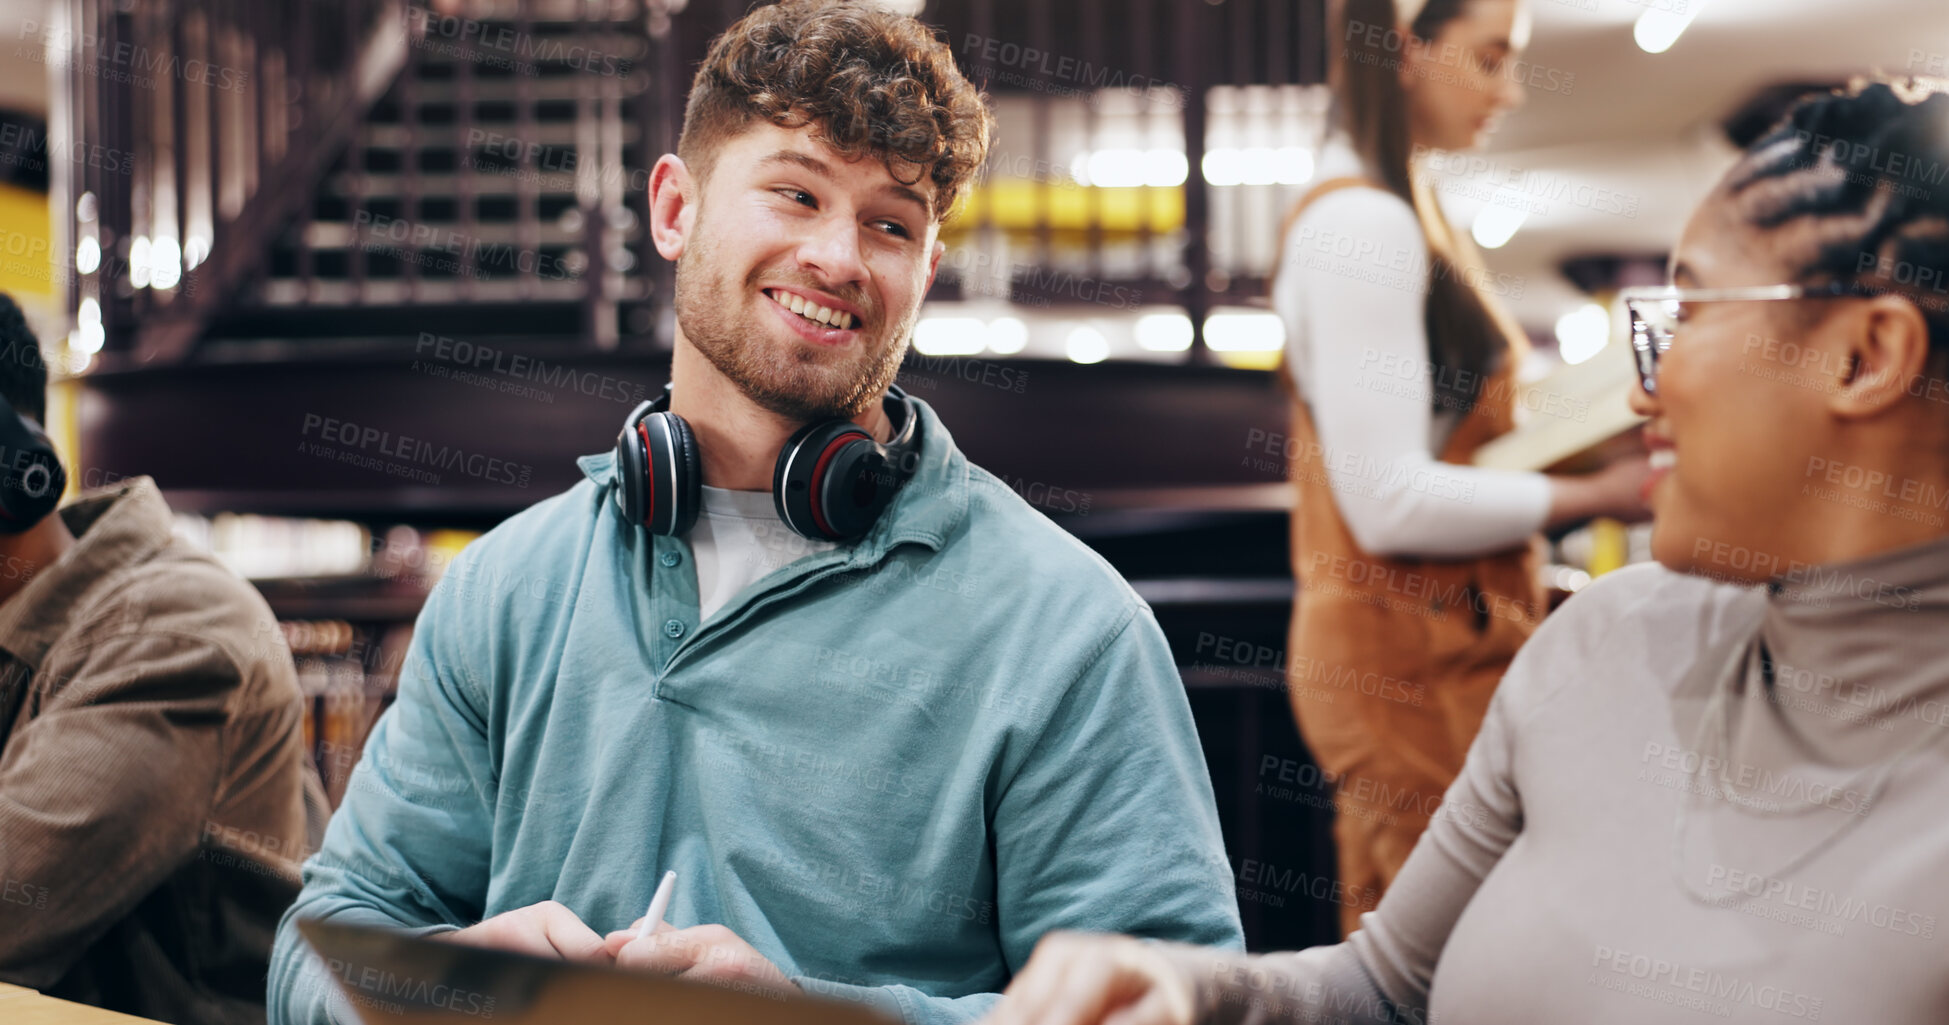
[{"x1": 50, "y1": 0, "x2": 409, "y2": 366}]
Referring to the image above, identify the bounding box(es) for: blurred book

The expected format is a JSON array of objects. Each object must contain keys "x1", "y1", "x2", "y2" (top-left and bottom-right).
[
  {"x1": 289, "y1": 617, "x2": 414, "y2": 807},
  {"x1": 1474, "y1": 338, "x2": 1646, "y2": 473},
  {"x1": 175, "y1": 513, "x2": 371, "y2": 579}
]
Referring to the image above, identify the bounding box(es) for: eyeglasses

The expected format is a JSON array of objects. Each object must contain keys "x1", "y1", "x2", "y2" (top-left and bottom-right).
[{"x1": 1618, "y1": 283, "x2": 1867, "y2": 396}]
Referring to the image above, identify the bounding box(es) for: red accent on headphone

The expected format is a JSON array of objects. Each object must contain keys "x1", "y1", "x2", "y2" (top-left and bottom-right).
[
  {"x1": 806, "y1": 433, "x2": 859, "y2": 539},
  {"x1": 638, "y1": 420, "x2": 655, "y2": 528}
]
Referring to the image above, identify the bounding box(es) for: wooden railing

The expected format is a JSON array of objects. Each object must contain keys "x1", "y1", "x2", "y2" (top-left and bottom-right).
[
  {"x1": 55, "y1": 0, "x2": 1327, "y2": 364},
  {"x1": 49, "y1": 0, "x2": 409, "y2": 365}
]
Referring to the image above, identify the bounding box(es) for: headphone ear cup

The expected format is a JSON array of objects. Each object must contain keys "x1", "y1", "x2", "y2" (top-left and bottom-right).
[
  {"x1": 662, "y1": 412, "x2": 701, "y2": 536},
  {"x1": 774, "y1": 420, "x2": 884, "y2": 541},
  {"x1": 639, "y1": 411, "x2": 701, "y2": 535},
  {"x1": 614, "y1": 403, "x2": 652, "y2": 528},
  {"x1": 0, "y1": 417, "x2": 63, "y2": 534},
  {"x1": 0, "y1": 452, "x2": 63, "y2": 533},
  {"x1": 613, "y1": 393, "x2": 700, "y2": 536},
  {"x1": 820, "y1": 440, "x2": 897, "y2": 540}
]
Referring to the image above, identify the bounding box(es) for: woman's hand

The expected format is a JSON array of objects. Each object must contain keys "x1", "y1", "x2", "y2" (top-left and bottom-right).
[
  {"x1": 1589, "y1": 453, "x2": 1656, "y2": 522},
  {"x1": 983, "y1": 932, "x2": 1198, "y2": 1025},
  {"x1": 1547, "y1": 454, "x2": 1655, "y2": 527}
]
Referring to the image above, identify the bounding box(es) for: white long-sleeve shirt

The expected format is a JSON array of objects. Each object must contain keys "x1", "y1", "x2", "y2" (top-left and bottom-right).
[{"x1": 1272, "y1": 147, "x2": 1551, "y2": 559}]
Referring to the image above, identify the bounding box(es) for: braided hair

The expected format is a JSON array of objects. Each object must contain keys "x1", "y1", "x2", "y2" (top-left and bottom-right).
[{"x1": 1724, "y1": 79, "x2": 1949, "y2": 351}]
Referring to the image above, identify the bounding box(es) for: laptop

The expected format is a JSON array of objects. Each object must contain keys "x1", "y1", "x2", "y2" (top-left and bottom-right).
[{"x1": 298, "y1": 918, "x2": 900, "y2": 1024}]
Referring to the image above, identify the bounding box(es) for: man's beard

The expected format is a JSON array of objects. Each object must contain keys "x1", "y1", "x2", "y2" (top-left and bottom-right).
[{"x1": 674, "y1": 228, "x2": 911, "y2": 422}]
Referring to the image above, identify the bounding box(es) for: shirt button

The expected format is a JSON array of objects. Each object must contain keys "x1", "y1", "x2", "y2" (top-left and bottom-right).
[
  {"x1": 662, "y1": 619, "x2": 685, "y2": 639},
  {"x1": 659, "y1": 550, "x2": 682, "y2": 568}
]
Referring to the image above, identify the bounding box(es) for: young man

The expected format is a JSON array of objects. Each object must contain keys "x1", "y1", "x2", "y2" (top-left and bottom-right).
[
  {"x1": 0, "y1": 291, "x2": 315, "y2": 1025},
  {"x1": 268, "y1": 3, "x2": 1242, "y2": 1022}
]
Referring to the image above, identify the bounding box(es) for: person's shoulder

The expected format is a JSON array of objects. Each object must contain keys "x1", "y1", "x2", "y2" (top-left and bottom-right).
[
  {"x1": 1286, "y1": 181, "x2": 1420, "y2": 243},
  {"x1": 1553, "y1": 561, "x2": 1745, "y2": 626},
  {"x1": 441, "y1": 475, "x2": 608, "y2": 590},
  {"x1": 1502, "y1": 561, "x2": 1754, "y2": 711},
  {"x1": 58, "y1": 538, "x2": 293, "y2": 702},
  {"x1": 472, "y1": 475, "x2": 604, "y2": 546},
  {"x1": 950, "y1": 464, "x2": 1143, "y2": 621},
  {"x1": 98, "y1": 538, "x2": 278, "y2": 645},
  {"x1": 1276, "y1": 184, "x2": 1425, "y2": 305}
]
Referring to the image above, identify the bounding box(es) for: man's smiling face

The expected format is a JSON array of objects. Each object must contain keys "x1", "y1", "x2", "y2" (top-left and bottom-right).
[{"x1": 669, "y1": 122, "x2": 944, "y2": 422}]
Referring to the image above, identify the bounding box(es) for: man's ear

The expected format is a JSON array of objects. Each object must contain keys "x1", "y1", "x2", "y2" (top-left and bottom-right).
[
  {"x1": 1830, "y1": 295, "x2": 1934, "y2": 420},
  {"x1": 649, "y1": 154, "x2": 695, "y2": 262},
  {"x1": 923, "y1": 240, "x2": 945, "y2": 295}
]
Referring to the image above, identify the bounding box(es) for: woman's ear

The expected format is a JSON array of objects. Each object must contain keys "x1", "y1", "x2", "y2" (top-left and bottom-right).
[
  {"x1": 648, "y1": 154, "x2": 694, "y2": 262},
  {"x1": 1829, "y1": 295, "x2": 1935, "y2": 419}
]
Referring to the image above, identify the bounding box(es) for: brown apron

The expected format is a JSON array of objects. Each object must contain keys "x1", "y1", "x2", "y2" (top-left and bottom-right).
[{"x1": 1279, "y1": 178, "x2": 1542, "y2": 936}]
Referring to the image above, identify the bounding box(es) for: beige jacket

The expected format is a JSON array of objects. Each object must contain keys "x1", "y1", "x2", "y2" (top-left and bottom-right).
[{"x1": 0, "y1": 477, "x2": 312, "y2": 1025}]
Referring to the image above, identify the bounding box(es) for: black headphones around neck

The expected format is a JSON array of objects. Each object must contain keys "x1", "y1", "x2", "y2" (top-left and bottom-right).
[
  {"x1": 0, "y1": 395, "x2": 64, "y2": 534},
  {"x1": 613, "y1": 385, "x2": 921, "y2": 542}
]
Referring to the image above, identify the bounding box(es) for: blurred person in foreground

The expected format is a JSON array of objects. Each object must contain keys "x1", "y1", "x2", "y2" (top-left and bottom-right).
[
  {"x1": 268, "y1": 3, "x2": 1240, "y2": 1023},
  {"x1": 0, "y1": 290, "x2": 315, "y2": 1025},
  {"x1": 1272, "y1": 0, "x2": 1651, "y2": 933},
  {"x1": 986, "y1": 76, "x2": 1949, "y2": 1024}
]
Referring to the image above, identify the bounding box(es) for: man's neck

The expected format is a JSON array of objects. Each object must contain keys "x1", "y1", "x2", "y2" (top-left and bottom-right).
[
  {"x1": 668, "y1": 335, "x2": 891, "y2": 491},
  {"x1": 0, "y1": 511, "x2": 76, "y2": 609}
]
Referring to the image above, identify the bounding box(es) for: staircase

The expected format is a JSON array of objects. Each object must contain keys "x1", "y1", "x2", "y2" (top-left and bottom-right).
[{"x1": 52, "y1": 0, "x2": 686, "y2": 366}]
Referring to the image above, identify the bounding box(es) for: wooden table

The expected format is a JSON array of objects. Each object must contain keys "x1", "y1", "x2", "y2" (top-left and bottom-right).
[{"x1": 0, "y1": 982, "x2": 172, "y2": 1023}]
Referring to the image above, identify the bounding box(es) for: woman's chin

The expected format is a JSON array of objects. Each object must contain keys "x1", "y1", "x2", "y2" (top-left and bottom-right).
[
  {"x1": 1648, "y1": 519, "x2": 1707, "y2": 578},
  {"x1": 1650, "y1": 517, "x2": 1779, "y2": 586}
]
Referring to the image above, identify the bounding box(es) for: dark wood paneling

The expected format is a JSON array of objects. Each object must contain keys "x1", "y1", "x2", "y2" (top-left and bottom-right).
[{"x1": 80, "y1": 351, "x2": 1292, "y2": 522}]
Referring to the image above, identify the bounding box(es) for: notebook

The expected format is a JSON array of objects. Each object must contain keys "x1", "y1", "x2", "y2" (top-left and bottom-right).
[{"x1": 297, "y1": 917, "x2": 899, "y2": 1024}]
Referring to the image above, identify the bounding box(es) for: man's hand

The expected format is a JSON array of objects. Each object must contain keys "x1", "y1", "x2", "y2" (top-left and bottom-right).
[
  {"x1": 982, "y1": 932, "x2": 1197, "y2": 1025},
  {"x1": 603, "y1": 919, "x2": 801, "y2": 998},
  {"x1": 437, "y1": 900, "x2": 613, "y2": 964}
]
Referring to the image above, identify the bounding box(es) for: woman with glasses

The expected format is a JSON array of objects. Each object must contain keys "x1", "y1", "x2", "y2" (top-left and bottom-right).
[
  {"x1": 1271, "y1": 0, "x2": 1650, "y2": 936},
  {"x1": 985, "y1": 78, "x2": 1949, "y2": 1025}
]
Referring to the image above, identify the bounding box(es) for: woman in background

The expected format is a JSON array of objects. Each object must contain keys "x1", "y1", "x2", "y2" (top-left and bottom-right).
[
  {"x1": 1275, "y1": 0, "x2": 1647, "y2": 933},
  {"x1": 988, "y1": 77, "x2": 1949, "y2": 1024}
]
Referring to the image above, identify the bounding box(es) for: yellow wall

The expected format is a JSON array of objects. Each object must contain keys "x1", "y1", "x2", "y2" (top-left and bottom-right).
[
  {"x1": 0, "y1": 182, "x2": 55, "y2": 308},
  {"x1": 0, "y1": 181, "x2": 75, "y2": 496},
  {"x1": 46, "y1": 377, "x2": 77, "y2": 500}
]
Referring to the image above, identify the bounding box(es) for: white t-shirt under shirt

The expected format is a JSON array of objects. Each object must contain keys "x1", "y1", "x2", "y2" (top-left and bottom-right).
[
  {"x1": 1271, "y1": 137, "x2": 1552, "y2": 560},
  {"x1": 687, "y1": 484, "x2": 837, "y2": 621}
]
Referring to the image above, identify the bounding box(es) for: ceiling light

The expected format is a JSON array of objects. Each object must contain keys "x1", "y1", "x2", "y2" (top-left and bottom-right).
[
  {"x1": 1066, "y1": 326, "x2": 1110, "y2": 364},
  {"x1": 1634, "y1": 6, "x2": 1701, "y2": 54},
  {"x1": 987, "y1": 316, "x2": 1028, "y2": 355},
  {"x1": 1554, "y1": 303, "x2": 1611, "y2": 365},
  {"x1": 913, "y1": 317, "x2": 987, "y2": 356},
  {"x1": 1471, "y1": 189, "x2": 1529, "y2": 250},
  {"x1": 1135, "y1": 313, "x2": 1193, "y2": 352},
  {"x1": 1203, "y1": 312, "x2": 1284, "y2": 352}
]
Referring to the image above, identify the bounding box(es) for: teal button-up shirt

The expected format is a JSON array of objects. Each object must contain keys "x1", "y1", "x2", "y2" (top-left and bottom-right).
[{"x1": 268, "y1": 397, "x2": 1243, "y2": 1024}]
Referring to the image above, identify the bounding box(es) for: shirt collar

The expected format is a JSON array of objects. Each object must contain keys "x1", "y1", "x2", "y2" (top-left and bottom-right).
[
  {"x1": 577, "y1": 395, "x2": 968, "y2": 559},
  {"x1": 0, "y1": 476, "x2": 176, "y2": 670}
]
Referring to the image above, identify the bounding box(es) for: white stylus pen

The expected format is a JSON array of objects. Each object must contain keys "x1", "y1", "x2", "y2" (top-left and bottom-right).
[{"x1": 634, "y1": 870, "x2": 677, "y2": 941}]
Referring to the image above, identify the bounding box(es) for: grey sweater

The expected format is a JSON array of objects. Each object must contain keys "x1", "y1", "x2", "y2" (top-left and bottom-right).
[{"x1": 1165, "y1": 540, "x2": 1949, "y2": 1024}]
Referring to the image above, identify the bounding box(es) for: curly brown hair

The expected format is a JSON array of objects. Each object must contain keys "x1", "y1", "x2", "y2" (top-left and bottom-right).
[{"x1": 678, "y1": 0, "x2": 992, "y2": 221}]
